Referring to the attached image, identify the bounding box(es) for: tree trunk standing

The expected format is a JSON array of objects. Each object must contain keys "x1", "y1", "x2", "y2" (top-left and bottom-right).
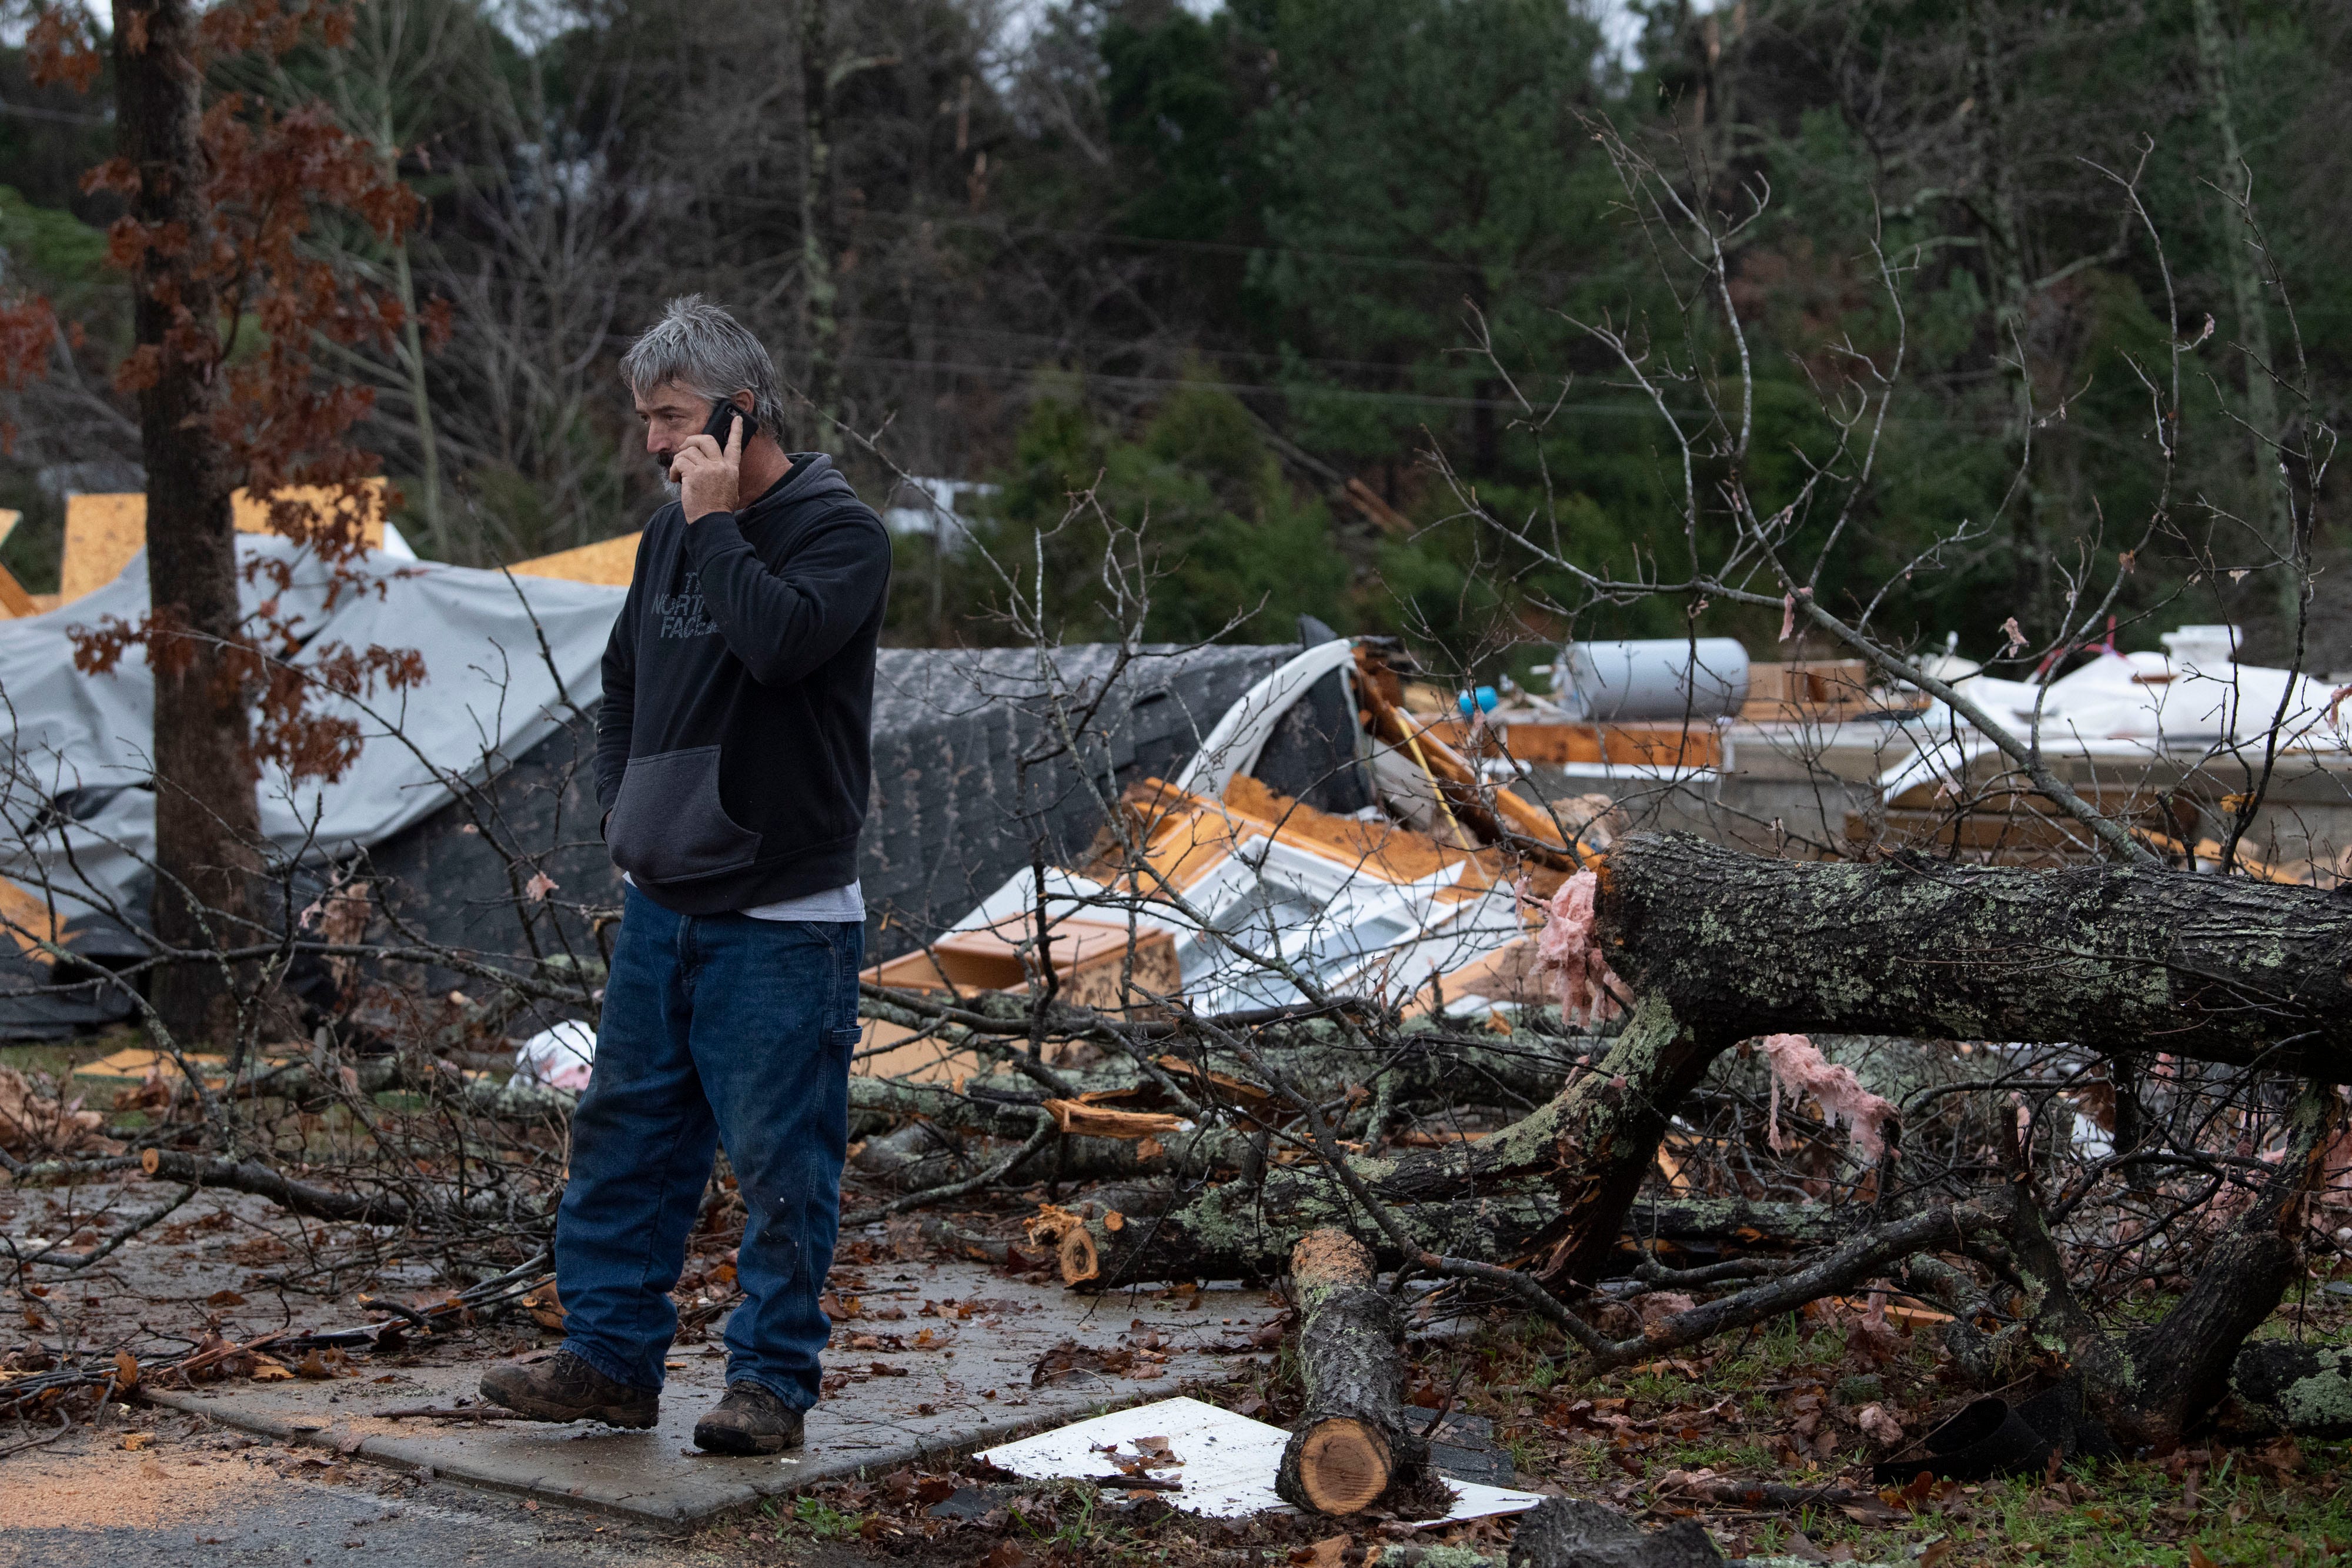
[
  {"x1": 112, "y1": 0, "x2": 265, "y2": 1046},
  {"x1": 386, "y1": 222, "x2": 445, "y2": 554},
  {"x1": 799, "y1": 0, "x2": 842, "y2": 436},
  {"x1": 1591, "y1": 834, "x2": 2352, "y2": 1078},
  {"x1": 2190, "y1": 0, "x2": 2301, "y2": 626},
  {"x1": 1966, "y1": 0, "x2": 2047, "y2": 628}
]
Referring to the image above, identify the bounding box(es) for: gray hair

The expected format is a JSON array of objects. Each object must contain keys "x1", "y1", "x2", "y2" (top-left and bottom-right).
[{"x1": 620, "y1": 295, "x2": 790, "y2": 445}]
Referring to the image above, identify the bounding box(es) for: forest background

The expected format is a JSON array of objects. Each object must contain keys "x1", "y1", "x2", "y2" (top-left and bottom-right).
[{"x1": 2, "y1": 0, "x2": 2346, "y2": 685}]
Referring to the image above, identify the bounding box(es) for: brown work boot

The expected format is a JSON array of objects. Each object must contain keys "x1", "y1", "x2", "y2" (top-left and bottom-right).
[
  {"x1": 479, "y1": 1349, "x2": 658, "y2": 1427},
  {"x1": 693, "y1": 1382, "x2": 805, "y2": 1455}
]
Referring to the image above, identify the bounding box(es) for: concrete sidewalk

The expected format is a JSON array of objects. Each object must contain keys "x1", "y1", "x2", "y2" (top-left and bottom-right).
[{"x1": 147, "y1": 1260, "x2": 1278, "y2": 1523}]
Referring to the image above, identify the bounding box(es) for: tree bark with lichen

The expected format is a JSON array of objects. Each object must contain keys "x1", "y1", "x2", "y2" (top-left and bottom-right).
[
  {"x1": 1031, "y1": 995, "x2": 1724, "y2": 1289},
  {"x1": 1591, "y1": 833, "x2": 2352, "y2": 1079},
  {"x1": 1275, "y1": 1230, "x2": 1427, "y2": 1516}
]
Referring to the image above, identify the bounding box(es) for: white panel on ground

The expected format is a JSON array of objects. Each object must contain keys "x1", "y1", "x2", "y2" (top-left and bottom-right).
[{"x1": 977, "y1": 1395, "x2": 1546, "y2": 1523}]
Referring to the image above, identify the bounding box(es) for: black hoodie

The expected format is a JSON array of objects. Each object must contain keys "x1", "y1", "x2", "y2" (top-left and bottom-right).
[{"x1": 594, "y1": 455, "x2": 891, "y2": 915}]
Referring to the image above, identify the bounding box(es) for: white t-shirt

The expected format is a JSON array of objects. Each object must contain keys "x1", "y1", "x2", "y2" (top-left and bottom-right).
[
  {"x1": 739, "y1": 881, "x2": 866, "y2": 922},
  {"x1": 622, "y1": 874, "x2": 866, "y2": 922}
]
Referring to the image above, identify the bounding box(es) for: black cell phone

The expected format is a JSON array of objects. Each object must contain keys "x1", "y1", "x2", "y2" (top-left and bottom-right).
[{"x1": 701, "y1": 398, "x2": 756, "y2": 446}]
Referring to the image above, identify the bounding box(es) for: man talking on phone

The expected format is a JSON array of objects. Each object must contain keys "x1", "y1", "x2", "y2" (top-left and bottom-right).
[{"x1": 480, "y1": 296, "x2": 891, "y2": 1455}]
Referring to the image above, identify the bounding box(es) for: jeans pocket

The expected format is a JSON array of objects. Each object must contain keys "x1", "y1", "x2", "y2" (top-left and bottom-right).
[
  {"x1": 606, "y1": 746, "x2": 761, "y2": 883},
  {"x1": 830, "y1": 925, "x2": 866, "y2": 1029}
]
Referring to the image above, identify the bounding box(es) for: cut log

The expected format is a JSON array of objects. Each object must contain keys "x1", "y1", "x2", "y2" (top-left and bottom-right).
[
  {"x1": 1593, "y1": 833, "x2": 2352, "y2": 1078},
  {"x1": 1274, "y1": 1230, "x2": 1427, "y2": 1515}
]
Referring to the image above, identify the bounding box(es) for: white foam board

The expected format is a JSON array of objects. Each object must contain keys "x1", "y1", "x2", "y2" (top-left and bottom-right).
[{"x1": 977, "y1": 1395, "x2": 1545, "y2": 1523}]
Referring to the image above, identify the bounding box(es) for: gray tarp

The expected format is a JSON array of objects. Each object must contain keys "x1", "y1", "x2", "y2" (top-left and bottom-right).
[
  {"x1": 0, "y1": 535, "x2": 622, "y2": 924},
  {"x1": 362, "y1": 640, "x2": 1295, "y2": 966}
]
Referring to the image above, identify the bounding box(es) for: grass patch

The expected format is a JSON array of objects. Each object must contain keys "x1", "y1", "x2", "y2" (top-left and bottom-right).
[{"x1": 1400, "y1": 1298, "x2": 2352, "y2": 1566}]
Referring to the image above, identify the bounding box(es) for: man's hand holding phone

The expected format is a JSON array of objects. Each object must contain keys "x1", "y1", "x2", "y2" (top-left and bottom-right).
[{"x1": 671, "y1": 400, "x2": 748, "y2": 523}]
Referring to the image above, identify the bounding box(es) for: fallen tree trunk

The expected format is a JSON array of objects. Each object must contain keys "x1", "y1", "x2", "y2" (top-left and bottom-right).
[
  {"x1": 137, "y1": 1148, "x2": 550, "y2": 1231},
  {"x1": 848, "y1": 1027, "x2": 1591, "y2": 1142},
  {"x1": 1275, "y1": 1230, "x2": 1426, "y2": 1516},
  {"x1": 1032, "y1": 1183, "x2": 1565, "y2": 1288},
  {"x1": 1619, "y1": 1198, "x2": 1863, "y2": 1253},
  {"x1": 1033, "y1": 996, "x2": 1726, "y2": 1289},
  {"x1": 1031, "y1": 1184, "x2": 1877, "y2": 1293},
  {"x1": 1594, "y1": 833, "x2": 2352, "y2": 1078}
]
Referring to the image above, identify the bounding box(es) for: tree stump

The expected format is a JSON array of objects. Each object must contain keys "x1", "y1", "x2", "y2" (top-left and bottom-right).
[{"x1": 1274, "y1": 1229, "x2": 1427, "y2": 1515}]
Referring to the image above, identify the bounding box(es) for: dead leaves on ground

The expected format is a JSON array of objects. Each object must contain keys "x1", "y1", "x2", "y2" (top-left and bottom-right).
[
  {"x1": 0, "y1": 1065, "x2": 121, "y2": 1157},
  {"x1": 1029, "y1": 1330, "x2": 1174, "y2": 1388}
]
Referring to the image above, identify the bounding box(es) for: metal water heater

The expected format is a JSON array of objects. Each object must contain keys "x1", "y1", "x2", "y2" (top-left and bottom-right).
[{"x1": 1556, "y1": 638, "x2": 1750, "y2": 721}]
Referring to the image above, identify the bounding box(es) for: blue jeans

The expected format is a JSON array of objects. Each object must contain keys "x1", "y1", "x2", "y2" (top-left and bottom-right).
[{"x1": 554, "y1": 887, "x2": 863, "y2": 1409}]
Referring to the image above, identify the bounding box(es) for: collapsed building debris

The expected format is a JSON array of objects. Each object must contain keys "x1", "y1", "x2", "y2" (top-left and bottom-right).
[{"x1": 826, "y1": 637, "x2": 2352, "y2": 1466}]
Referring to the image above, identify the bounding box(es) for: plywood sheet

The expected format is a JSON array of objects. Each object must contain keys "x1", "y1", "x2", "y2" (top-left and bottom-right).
[
  {"x1": 0, "y1": 561, "x2": 35, "y2": 618},
  {"x1": 507, "y1": 532, "x2": 641, "y2": 587},
  {"x1": 61, "y1": 492, "x2": 148, "y2": 602},
  {"x1": 73, "y1": 1047, "x2": 229, "y2": 1085},
  {"x1": 0, "y1": 873, "x2": 59, "y2": 952},
  {"x1": 852, "y1": 1017, "x2": 983, "y2": 1085},
  {"x1": 230, "y1": 480, "x2": 389, "y2": 549},
  {"x1": 59, "y1": 482, "x2": 390, "y2": 606}
]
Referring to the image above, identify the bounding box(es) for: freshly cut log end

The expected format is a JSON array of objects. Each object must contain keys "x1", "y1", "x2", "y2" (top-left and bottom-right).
[
  {"x1": 1286, "y1": 1417, "x2": 1393, "y2": 1515},
  {"x1": 1274, "y1": 1228, "x2": 1428, "y2": 1516},
  {"x1": 140, "y1": 1148, "x2": 162, "y2": 1176},
  {"x1": 1292, "y1": 1227, "x2": 1375, "y2": 1289},
  {"x1": 1023, "y1": 1201, "x2": 1112, "y2": 1285},
  {"x1": 1058, "y1": 1226, "x2": 1100, "y2": 1285}
]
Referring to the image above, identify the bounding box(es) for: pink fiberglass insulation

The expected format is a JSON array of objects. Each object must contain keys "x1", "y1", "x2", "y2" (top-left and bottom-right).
[
  {"x1": 1758, "y1": 1032, "x2": 1898, "y2": 1162},
  {"x1": 2316, "y1": 1109, "x2": 2352, "y2": 1221},
  {"x1": 1535, "y1": 869, "x2": 1624, "y2": 1027}
]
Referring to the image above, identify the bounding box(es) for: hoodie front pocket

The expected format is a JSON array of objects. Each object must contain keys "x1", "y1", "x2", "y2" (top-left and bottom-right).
[{"x1": 606, "y1": 745, "x2": 761, "y2": 883}]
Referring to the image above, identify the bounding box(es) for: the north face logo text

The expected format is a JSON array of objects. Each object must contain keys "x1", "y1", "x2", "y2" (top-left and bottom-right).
[{"x1": 656, "y1": 573, "x2": 719, "y2": 638}]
